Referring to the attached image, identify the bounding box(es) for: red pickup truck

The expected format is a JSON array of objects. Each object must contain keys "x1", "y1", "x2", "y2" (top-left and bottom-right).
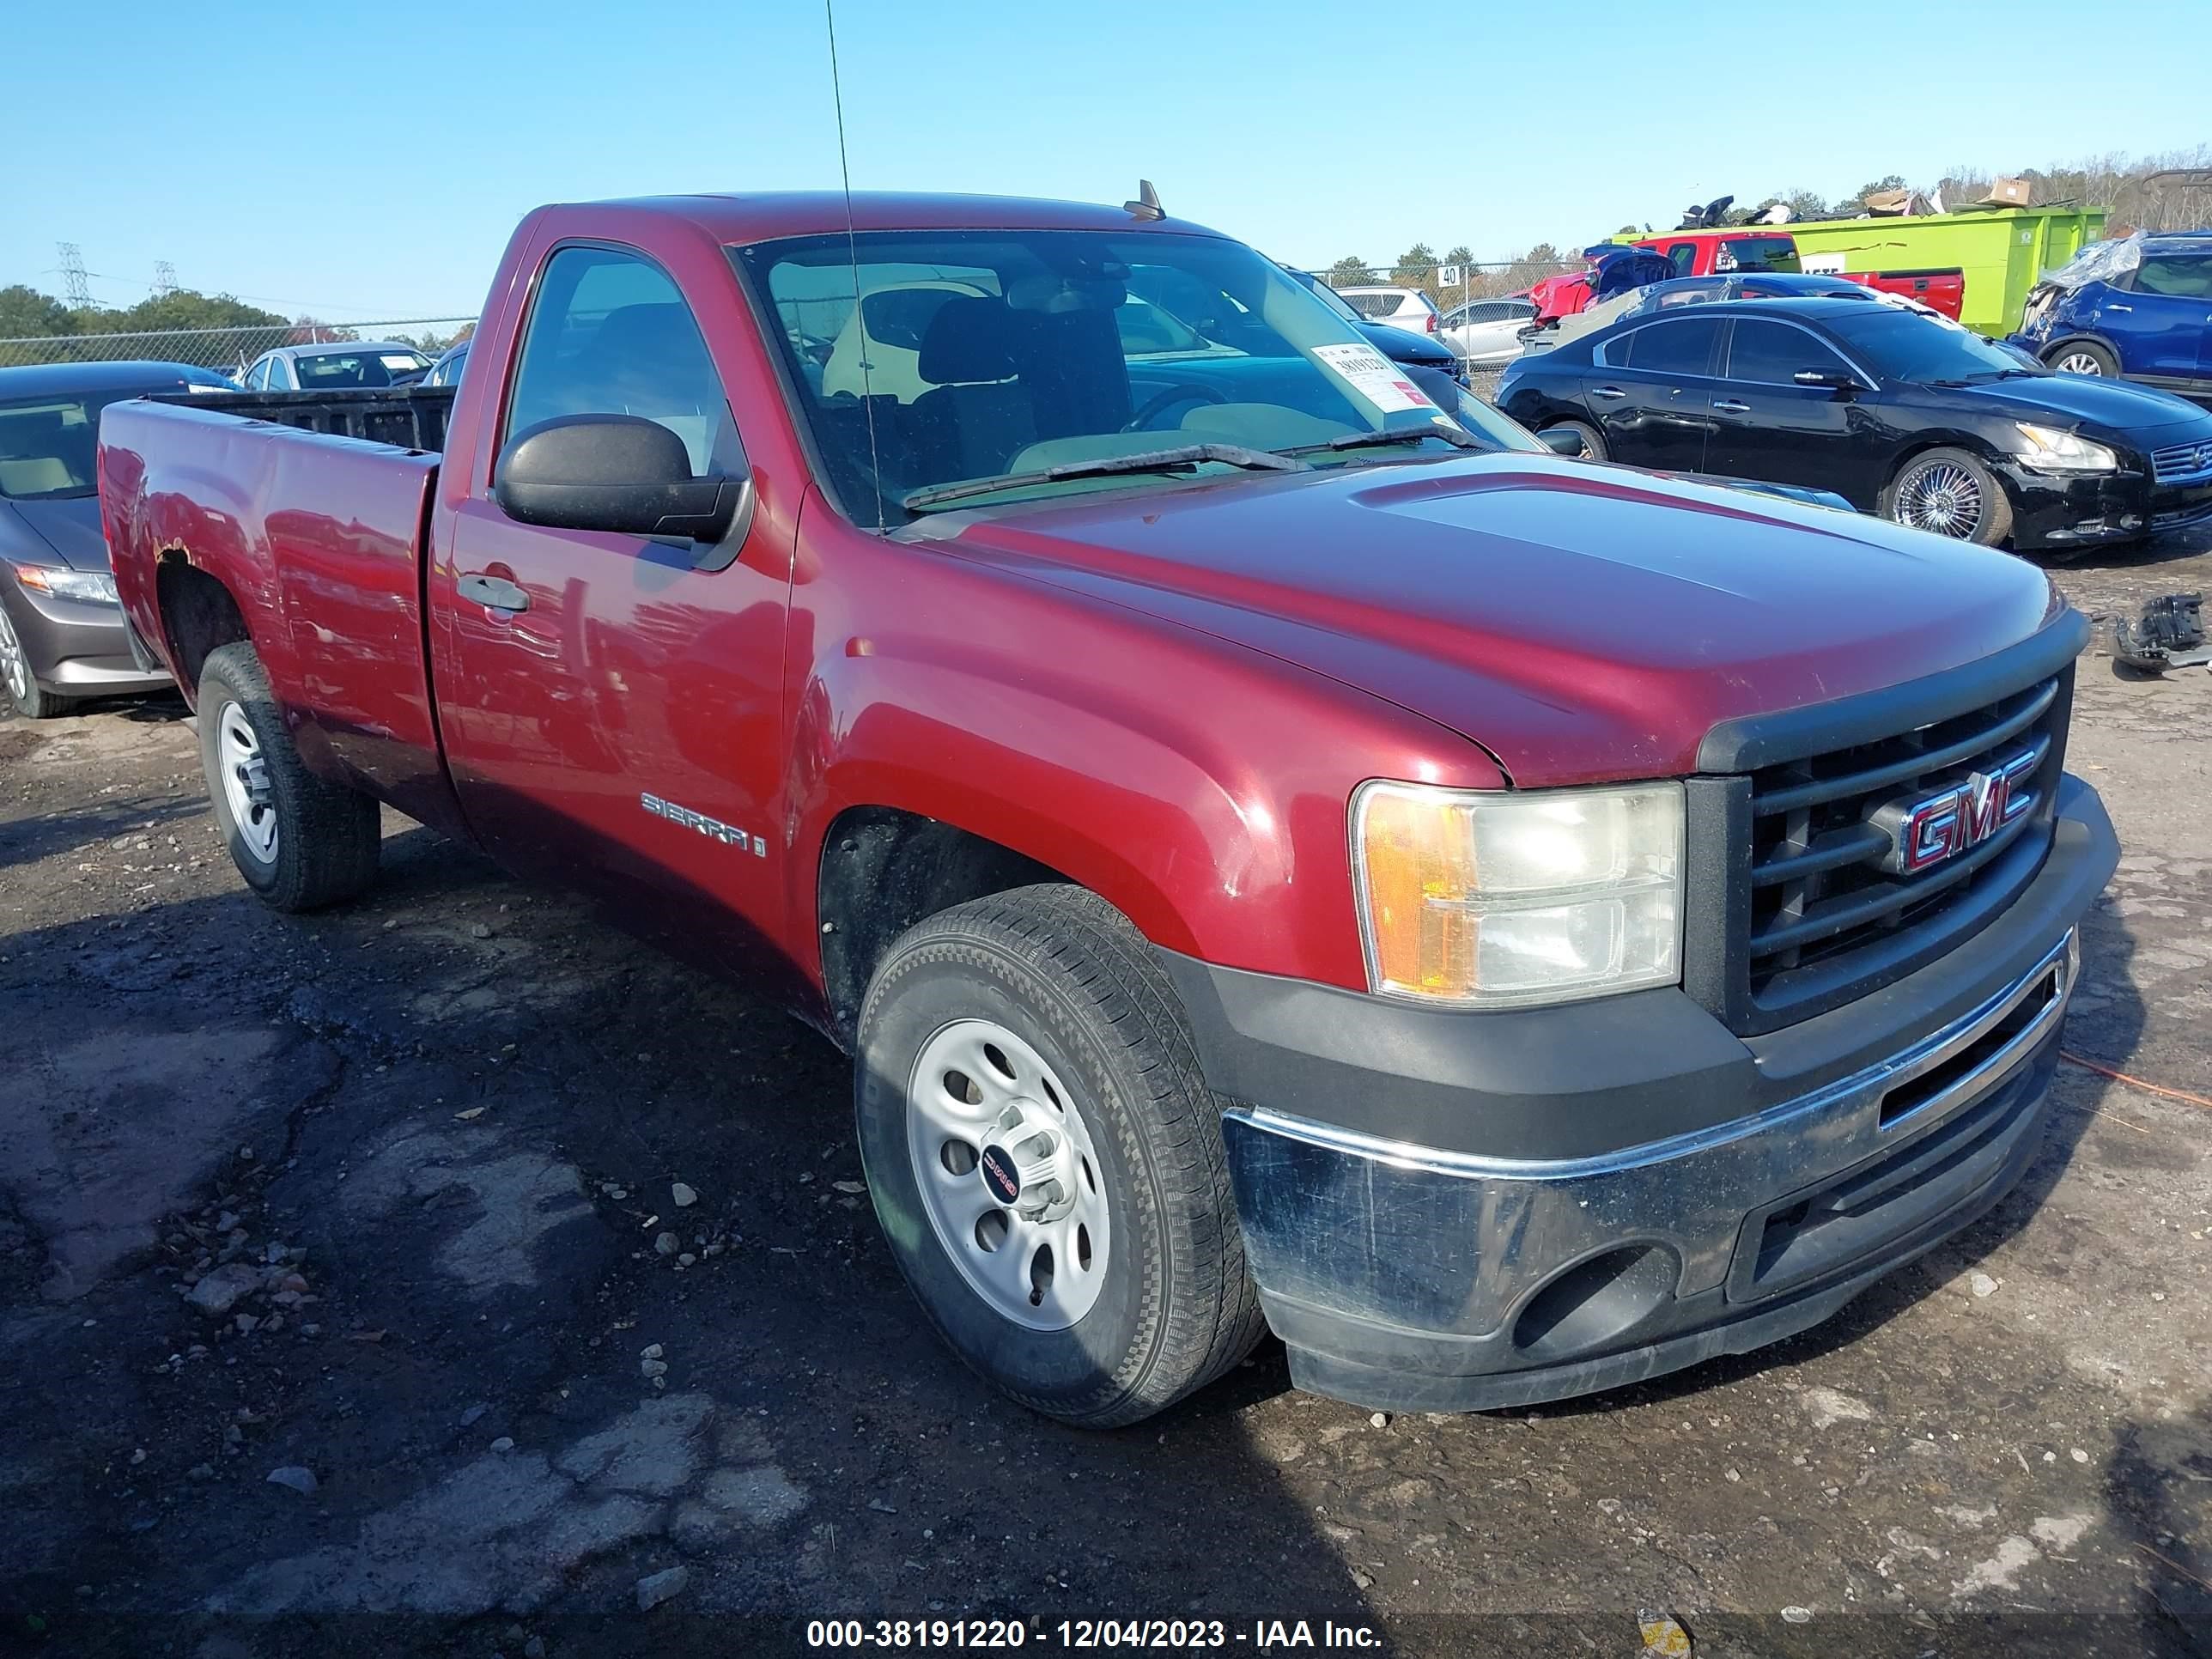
[{"x1": 99, "y1": 191, "x2": 2115, "y2": 1427}]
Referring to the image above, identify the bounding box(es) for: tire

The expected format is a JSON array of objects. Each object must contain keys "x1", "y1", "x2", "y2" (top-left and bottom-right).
[
  {"x1": 1884, "y1": 447, "x2": 2014, "y2": 548},
  {"x1": 2045, "y1": 340, "x2": 2117, "y2": 378},
  {"x1": 1546, "y1": 418, "x2": 1607, "y2": 462},
  {"x1": 197, "y1": 641, "x2": 380, "y2": 911},
  {"x1": 854, "y1": 884, "x2": 1265, "y2": 1427},
  {"x1": 0, "y1": 601, "x2": 69, "y2": 720}
]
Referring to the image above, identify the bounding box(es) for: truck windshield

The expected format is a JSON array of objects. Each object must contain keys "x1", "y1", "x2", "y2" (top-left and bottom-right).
[
  {"x1": 732, "y1": 229, "x2": 1465, "y2": 523},
  {"x1": 0, "y1": 393, "x2": 137, "y2": 500}
]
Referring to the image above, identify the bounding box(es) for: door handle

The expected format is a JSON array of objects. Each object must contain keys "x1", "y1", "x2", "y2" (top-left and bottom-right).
[
  {"x1": 1711, "y1": 399, "x2": 1752, "y2": 413},
  {"x1": 2106, "y1": 303, "x2": 2131, "y2": 313},
  {"x1": 458, "y1": 573, "x2": 531, "y2": 611},
  {"x1": 1590, "y1": 386, "x2": 1628, "y2": 400}
]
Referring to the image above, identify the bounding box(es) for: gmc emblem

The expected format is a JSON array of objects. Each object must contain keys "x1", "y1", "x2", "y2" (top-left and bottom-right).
[{"x1": 1874, "y1": 747, "x2": 2041, "y2": 875}]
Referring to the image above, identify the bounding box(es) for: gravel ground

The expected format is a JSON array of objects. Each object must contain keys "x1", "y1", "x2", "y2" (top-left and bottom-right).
[{"x1": 1, "y1": 522, "x2": 2208, "y2": 1659}]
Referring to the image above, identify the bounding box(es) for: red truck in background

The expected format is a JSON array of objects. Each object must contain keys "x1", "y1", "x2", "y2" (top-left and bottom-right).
[
  {"x1": 99, "y1": 190, "x2": 2113, "y2": 1426},
  {"x1": 1632, "y1": 227, "x2": 1968, "y2": 319}
]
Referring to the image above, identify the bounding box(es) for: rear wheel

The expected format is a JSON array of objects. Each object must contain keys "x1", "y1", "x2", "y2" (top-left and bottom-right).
[
  {"x1": 1885, "y1": 447, "x2": 2014, "y2": 548},
  {"x1": 1545, "y1": 418, "x2": 1607, "y2": 462},
  {"x1": 2047, "y1": 341, "x2": 2117, "y2": 378},
  {"x1": 854, "y1": 884, "x2": 1264, "y2": 1427},
  {"x1": 198, "y1": 641, "x2": 380, "y2": 911},
  {"x1": 0, "y1": 603, "x2": 68, "y2": 719}
]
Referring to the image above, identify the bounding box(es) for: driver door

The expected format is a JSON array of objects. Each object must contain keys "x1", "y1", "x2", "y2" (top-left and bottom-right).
[{"x1": 434, "y1": 242, "x2": 792, "y2": 971}]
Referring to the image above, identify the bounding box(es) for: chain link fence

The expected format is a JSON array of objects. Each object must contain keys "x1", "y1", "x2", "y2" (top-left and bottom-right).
[{"x1": 0, "y1": 319, "x2": 477, "y2": 378}]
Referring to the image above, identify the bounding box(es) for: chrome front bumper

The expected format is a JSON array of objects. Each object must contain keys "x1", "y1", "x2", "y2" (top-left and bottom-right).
[{"x1": 1221, "y1": 929, "x2": 2079, "y2": 1412}]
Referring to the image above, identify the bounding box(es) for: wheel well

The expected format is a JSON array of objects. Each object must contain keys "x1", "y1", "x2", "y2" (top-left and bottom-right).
[
  {"x1": 2041, "y1": 334, "x2": 2114, "y2": 365},
  {"x1": 155, "y1": 556, "x2": 248, "y2": 694},
  {"x1": 817, "y1": 807, "x2": 1071, "y2": 1048}
]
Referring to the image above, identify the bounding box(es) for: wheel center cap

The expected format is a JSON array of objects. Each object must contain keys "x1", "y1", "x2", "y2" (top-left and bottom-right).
[
  {"x1": 979, "y1": 1143, "x2": 1022, "y2": 1206},
  {"x1": 980, "y1": 1098, "x2": 1078, "y2": 1224}
]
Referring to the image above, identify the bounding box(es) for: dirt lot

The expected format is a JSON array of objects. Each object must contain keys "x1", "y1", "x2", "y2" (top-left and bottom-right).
[{"x1": 2, "y1": 530, "x2": 2209, "y2": 1659}]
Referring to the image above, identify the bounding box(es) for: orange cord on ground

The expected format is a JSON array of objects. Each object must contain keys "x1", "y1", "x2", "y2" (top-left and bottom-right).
[{"x1": 2062, "y1": 1050, "x2": 2212, "y2": 1112}]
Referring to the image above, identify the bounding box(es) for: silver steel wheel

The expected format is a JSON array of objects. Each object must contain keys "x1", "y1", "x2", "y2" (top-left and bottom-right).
[
  {"x1": 2053, "y1": 350, "x2": 2106, "y2": 376},
  {"x1": 906, "y1": 1018, "x2": 1112, "y2": 1331},
  {"x1": 216, "y1": 701, "x2": 279, "y2": 863},
  {"x1": 1893, "y1": 459, "x2": 1985, "y2": 539},
  {"x1": 0, "y1": 605, "x2": 30, "y2": 707}
]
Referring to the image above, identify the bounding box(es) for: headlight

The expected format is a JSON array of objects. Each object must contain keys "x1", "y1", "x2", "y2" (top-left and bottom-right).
[
  {"x1": 1352, "y1": 780, "x2": 1683, "y2": 1006},
  {"x1": 12, "y1": 563, "x2": 119, "y2": 605},
  {"x1": 2012, "y1": 423, "x2": 2117, "y2": 473}
]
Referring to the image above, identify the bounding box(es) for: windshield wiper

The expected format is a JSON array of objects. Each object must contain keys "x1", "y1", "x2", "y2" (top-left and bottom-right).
[
  {"x1": 1277, "y1": 424, "x2": 1482, "y2": 459},
  {"x1": 900, "y1": 443, "x2": 1304, "y2": 512},
  {"x1": 1927, "y1": 368, "x2": 2038, "y2": 387}
]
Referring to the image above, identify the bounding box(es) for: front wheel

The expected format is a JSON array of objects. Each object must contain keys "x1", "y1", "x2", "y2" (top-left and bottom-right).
[
  {"x1": 1884, "y1": 447, "x2": 2014, "y2": 547},
  {"x1": 0, "y1": 602, "x2": 69, "y2": 719},
  {"x1": 2046, "y1": 341, "x2": 2117, "y2": 378},
  {"x1": 198, "y1": 641, "x2": 380, "y2": 911},
  {"x1": 854, "y1": 885, "x2": 1264, "y2": 1427}
]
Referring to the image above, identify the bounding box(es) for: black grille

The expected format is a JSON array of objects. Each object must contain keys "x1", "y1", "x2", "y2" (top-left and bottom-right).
[
  {"x1": 1680, "y1": 624, "x2": 2082, "y2": 1038},
  {"x1": 2150, "y1": 438, "x2": 2212, "y2": 485},
  {"x1": 1744, "y1": 673, "x2": 2062, "y2": 982}
]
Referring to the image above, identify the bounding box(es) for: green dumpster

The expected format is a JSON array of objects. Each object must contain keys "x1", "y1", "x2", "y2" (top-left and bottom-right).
[{"x1": 1783, "y1": 207, "x2": 2107, "y2": 336}]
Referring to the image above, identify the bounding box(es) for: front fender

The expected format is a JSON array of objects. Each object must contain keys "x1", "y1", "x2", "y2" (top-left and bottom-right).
[{"x1": 781, "y1": 534, "x2": 1500, "y2": 994}]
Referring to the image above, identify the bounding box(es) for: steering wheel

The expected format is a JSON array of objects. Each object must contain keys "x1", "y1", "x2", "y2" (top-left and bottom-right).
[{"x1": 1123, "y1": 382, "x2": 1228, "y2": 433}]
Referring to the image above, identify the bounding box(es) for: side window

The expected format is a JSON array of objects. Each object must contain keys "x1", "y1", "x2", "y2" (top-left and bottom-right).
[
  {"x1": 2133, "y1": 256, "x2": 2212, "y2": 299},
  {"x1": 268, "y1": 359, "x2": 291, "y2": 390},
  {"x1": 243, "y1": 360, "x2": 264, "y2": 389},
  {"x1": 1621, "y1": 316, "x2": 1722, "y2": 375},
  {"x1": 504, "y1": 245, "x2": 738, "y2": 477},
  {"x1": 1667, "y1": 243, "x2": 1698, "y2": 276},
  {"x1": 1726, "y1": 319, "x2": 1852, "y2": 385}
]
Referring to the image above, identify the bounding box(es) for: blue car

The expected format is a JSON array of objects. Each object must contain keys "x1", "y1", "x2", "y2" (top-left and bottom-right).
[{"x1": 2012, "y1": 233, "x2": 2212, "y2": 402}]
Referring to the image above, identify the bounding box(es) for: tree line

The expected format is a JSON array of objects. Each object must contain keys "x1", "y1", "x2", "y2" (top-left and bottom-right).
[{"x1": 0, "y1": 283, "x2": 468, "y2": 370}]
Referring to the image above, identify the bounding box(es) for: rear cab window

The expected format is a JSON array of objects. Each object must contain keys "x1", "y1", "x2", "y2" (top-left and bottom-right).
[{"x1": 1716, "y1": 237, "x2": 1802, "y2": 275}]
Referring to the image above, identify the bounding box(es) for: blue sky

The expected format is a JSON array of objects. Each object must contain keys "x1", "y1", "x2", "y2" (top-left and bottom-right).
[{"x1": 5, "y1": 0, "x2": 2209, "y2": 324}]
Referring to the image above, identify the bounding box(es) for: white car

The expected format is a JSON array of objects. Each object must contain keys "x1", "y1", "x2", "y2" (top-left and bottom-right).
[
  {"x1": 1331, "y1": 285, "x2": 1442, "y2": 339},
  {"x1": 1439, "y1": 297, "x2": 1538, "y2": 367}
]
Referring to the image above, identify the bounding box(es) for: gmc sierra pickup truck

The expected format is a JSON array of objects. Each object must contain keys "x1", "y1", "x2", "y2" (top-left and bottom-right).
[{"x1": 100, "y1": 191, "x2": 2118, "y2": 1427}]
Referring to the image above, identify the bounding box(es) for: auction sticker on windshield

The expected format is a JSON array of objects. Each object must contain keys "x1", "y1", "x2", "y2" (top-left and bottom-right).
[{"x1": 1310, "y1": 343, "x2": 1435, "y2": 414}]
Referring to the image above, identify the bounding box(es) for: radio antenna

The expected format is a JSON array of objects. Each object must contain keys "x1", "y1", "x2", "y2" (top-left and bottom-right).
[{"x1": 824, "y1": 0, "x2": 884, "y2": 532}]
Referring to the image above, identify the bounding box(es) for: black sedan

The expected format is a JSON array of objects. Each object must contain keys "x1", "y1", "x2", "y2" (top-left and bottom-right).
[{"x1": 1496, "y1": 295, "x2": 2212, "y2": 551}]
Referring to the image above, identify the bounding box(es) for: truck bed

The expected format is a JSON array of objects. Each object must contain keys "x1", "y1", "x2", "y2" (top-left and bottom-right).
[
  {"x1": 100, "y1": 394, "x2": 453, "y2": 825},
  {"x1": 151, "y1": 384, "x2": 455, "y2": 453}
]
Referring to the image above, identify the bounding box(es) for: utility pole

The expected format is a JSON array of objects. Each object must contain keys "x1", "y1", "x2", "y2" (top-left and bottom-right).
[
  {"x1": 154, "y1": 261, "x2": 177, "y2": 297},
  {"x1": 57, "y1": 243, "x2": 92, "y2": 308}
]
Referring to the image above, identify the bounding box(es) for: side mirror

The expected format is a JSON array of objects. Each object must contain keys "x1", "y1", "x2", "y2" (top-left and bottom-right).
[
  {"x1": 1539, "y1": 427, "x2": 1589, "y2": 457},
  {"x1": 1793, "y1": 368, "x2": 1861, "y2": 394},
  {"x1": 494, "y1": 414, "x2": 746, "y2": 542}
]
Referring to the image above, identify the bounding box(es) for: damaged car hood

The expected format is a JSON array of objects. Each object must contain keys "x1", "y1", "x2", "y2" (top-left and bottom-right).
[{"x1": 918, "y1": 455, "x2": 2061, "y2": 787}]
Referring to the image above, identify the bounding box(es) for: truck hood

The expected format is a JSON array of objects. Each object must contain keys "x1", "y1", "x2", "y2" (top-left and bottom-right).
[
  {"x1": 4, "y1": 495, "x2": 112, "y2": 572},
  {"x1": 919, "y1": 455, "x2": 2061, "y2": 786},
  {"x1": 1951, "y1": 373, "x2": 2212, "y2": 437}
]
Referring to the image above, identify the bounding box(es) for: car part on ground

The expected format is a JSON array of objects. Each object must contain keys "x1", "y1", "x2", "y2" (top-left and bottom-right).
[{"x1": 2112, "y1": 591, "x2": 2209, "y2": 673}]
